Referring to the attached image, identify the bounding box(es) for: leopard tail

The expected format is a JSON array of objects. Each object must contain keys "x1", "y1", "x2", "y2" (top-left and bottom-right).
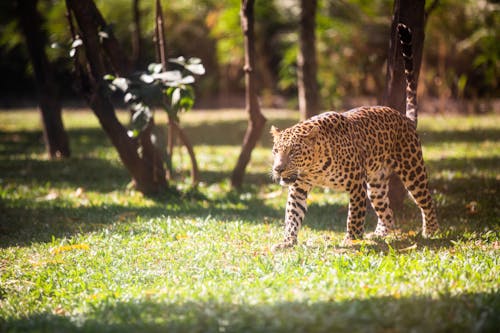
[{"x1": 397, "y1": 23, "x2": 417, "y2": 127}]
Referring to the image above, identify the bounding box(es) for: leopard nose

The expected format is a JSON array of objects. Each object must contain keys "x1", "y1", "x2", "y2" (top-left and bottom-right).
[{"x1": 273, "y1": 165, "x2": 285, "y2": 174}]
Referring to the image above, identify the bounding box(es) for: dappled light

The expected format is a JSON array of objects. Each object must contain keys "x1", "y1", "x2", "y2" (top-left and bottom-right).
[
  {"x1": 1, "y1": 109, "x2": 498, "y2": 332},
  {"x1": 0, "y1": 0, "x2": 498, "y2": 331}
]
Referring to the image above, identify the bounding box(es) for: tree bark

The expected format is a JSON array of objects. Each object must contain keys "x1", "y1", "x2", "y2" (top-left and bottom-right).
[
  {"x1": 16, "y1": 0, "x2": 70, "y2": 159},
  {"x1": 66, "y1": 0, "x2": 167, "y2": 194},
  {"x1": 383, "y1": 0, "x2": 425, "y2": 210},
  {"x1": 231, "y1": 0, "x2": 267, "y2": 188},
  {"x1": 297, "y1": 0, "x2": 320, "y2": 121}
]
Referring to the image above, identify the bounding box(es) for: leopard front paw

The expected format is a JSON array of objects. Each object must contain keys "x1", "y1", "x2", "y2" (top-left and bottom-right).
[
  {"x1": 365, "y1": 226, "x2": 391, "y2": 240},
  {"x1": 341, "y1": 233, "x2": 363, "y2": 246},
  {"x1": 374, "y1": 225, "x2": 390, "y2": 237}
]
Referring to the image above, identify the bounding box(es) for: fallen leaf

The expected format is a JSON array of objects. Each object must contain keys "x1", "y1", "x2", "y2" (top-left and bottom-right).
[{"x1": 465, "y1": 201, "x2": 478, "y2": 215}]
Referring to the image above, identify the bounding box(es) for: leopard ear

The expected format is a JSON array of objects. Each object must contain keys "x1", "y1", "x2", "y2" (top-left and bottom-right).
[{"x1": 270, "y1": 125, "x2": 281, "y2": 138}]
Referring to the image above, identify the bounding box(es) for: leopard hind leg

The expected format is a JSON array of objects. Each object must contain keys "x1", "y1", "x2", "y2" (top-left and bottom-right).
[
  {"x1": 367, "y1": 167, "x2": 396, "y2": 237},
  {"x1": 394, "y1": 145, "x2": 439, "y2": 237}
]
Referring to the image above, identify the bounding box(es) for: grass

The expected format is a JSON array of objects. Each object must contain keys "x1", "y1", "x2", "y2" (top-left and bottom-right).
[{"x1": 0, "y1": 108, "x2": 499, "y2": 333}]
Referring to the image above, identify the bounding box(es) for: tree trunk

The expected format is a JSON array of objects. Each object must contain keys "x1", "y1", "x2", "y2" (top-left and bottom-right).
[
  {"x1": 383, "y1": 0, "x2": 425, "y2": 210},
  {"x1": 16, "y1": 0, "x2": 70, "y2": 159},
  {"x1": 66, "y1": 0, "x2": 167, "y2": 194},
  {"x1": 297, "y1": 0, "x2": 320, "y2": 121},
  {"x1": 230, "y1": 0, "x2": 267, "y2": 189}
]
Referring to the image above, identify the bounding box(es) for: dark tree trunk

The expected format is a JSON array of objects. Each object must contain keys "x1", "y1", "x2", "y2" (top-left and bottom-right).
[
  {"x1": 231, "y1": 0, "x2": 267, "y2": 188},
  {"x1": 383, "y1": 0, "x2": 425, "y2": 210},
  {"x1": 297, "y1": 0, "x2": 319, "y2": 121},
  {"x1": 66, "y1": 0, "x2": 167, "y2": 194},
  {"x1": 16, "y1": 0, "x2": 70, "y2": 159}
]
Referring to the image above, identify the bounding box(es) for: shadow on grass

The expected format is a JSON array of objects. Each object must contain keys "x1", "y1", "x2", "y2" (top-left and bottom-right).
[
  {"x1": 0, "y1": 128, "x2": 113, "y2": 157},
  {"x1": 0, "y1": 191, "x2": 282, "y2": 248},
  {"x1": 1, "y1": 123, "x2": 498, "y2": 251},
  {"x1": 1, "y1": 161, "x2": 497, "y2": 251},
  {"x1": 427, "y1": 156, "x2": 500, "y2": 175},
  {"x1": 0, "y1": 157, "x2": 130, "y2": 192},
  {"x1": 1, "y1": 292, "x2": 498, "y2": 333},
  {"x1": 420, "y1": 128, "x2": 500, "y2": 145}
]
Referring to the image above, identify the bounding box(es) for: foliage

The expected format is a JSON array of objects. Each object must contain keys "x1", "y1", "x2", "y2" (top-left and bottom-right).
[
  {"x1": 1, "y1": 109, "x2": 499, "y2": 332},
  {"x1": 425, "y1": 0, "x2": 499, "y2": 98},
  {"x1": 0, "y1": 0, "x2": 498, "y2": 105},
  {"x1": 105, "y1": 57, "x2": 205, "y2": 138}
]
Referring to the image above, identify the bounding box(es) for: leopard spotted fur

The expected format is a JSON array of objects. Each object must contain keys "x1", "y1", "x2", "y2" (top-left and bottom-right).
[{"x1": 270, "y1": 24, "x2": 438, "y2": 250}]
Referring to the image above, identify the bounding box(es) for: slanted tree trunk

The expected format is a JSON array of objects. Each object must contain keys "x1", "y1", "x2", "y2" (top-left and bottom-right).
[
  {"x1": 16, "y1": 0, "x2": 70, "y2": 159},
  {"x1": 66, "y1": 0, "x2": 167, "y2": 194},
  {"x1": 383, "y1": 0, "x2": 425, "y2": 210},
  {"x1": 231, "y1": 0, "x2": 267, "y2": 188},
  {"x1": 297, "y1": 0, "x2": 320, "y2": 121}
]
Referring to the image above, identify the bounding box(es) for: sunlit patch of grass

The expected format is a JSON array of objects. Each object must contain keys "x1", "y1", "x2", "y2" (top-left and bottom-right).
[{"x1": 0, "y1": 109, "x2": 499, "y2": 332}]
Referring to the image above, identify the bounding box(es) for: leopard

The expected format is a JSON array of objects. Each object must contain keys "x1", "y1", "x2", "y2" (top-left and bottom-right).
[{"x1": 270, "y1": 23, "x2": 439, "y2": 250}]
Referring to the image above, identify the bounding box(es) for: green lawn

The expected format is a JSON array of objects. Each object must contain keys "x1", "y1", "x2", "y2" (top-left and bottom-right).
[{"x1": 0, "y1": 108, "x2": 499, "y2": 333}]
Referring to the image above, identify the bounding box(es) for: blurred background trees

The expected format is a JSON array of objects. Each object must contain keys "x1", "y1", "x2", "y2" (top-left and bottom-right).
[{"x1": 1, "y1": 0, "x2": 497, "y2": 110}]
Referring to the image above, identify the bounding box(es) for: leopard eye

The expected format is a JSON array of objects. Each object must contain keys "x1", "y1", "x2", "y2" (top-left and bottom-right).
[{"x1": 289, "y1": 145, "x2": 299, "y2": 156}]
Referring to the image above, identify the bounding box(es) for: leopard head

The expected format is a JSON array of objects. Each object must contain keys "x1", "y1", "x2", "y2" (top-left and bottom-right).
[{"x1": 270, "y1": 124, "x2": 319, "y2": 186}]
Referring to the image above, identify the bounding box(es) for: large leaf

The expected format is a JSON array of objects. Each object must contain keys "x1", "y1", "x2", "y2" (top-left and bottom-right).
[
  {"x1": 179, "y1": 75, "x2": 195, "y2": 85},
  {"x1": 111, "y1": 77, "x2": 130, "y2": 92},
  {"x1": 185, "y1": 63, "x2": 206, "y2": 75},
  {"x1": 148, "y1": 63, "x2": 164, "y2": 74},
  {"x1": 139, "y1": 73, "x2": 154, "y2": 84},
  {"x1": 71, "y1": 38, "x2": 83, "y2": 49},
  {"x1": 152, "y1": 70, "x2": 182, "y2": 82}
]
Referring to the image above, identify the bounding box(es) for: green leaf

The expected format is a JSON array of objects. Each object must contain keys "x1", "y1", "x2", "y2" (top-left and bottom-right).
[
  {"x1": 185, "y1": 63, "x2": 205, "y2": 75},
  {"x1": 71, "y1": 38, "x2": 83, "y2": 48},
  {"x1": 111, "y1": 78, "x2": 129, "y2": 92},
  {"x1": 127, "y1": 129, "x2": 139, "y2": 138},
  {"x1": 168, "y1": 56, "x2": 187, "y2": 66},
  {"x1": 124, "y1": 92, "x2": 135, "y2": 103},
  {"x1": 179, "y1": 96, "x2": 194, "y2": 112},
  {"x1": 129, "y1": 103, "x2": 152, "y2": 136},
  {"x1": 152, "y1": 70, "x2": 182, "y2": 83},
  {"x1": 188, "y1": 57, "x2": 202, "y2": 64},
  {"x1": 103, "y1": 74, "x2": 116, "y2": 81},
  {"x1": 98, "y1": 31, "x2": 109, "y2": 40},
  {"x1": 148, "y1": 63, "x2": 164, "y2": 74},
  {"x1": 171, "y1": 87, "x2": 181, "y2": 107},
  {"x1": 139, "y1": 74, "x2": 154, "y2": 84},
  {"x1": 457, "y1": 74, "x2": 468, "y2": 96}
]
